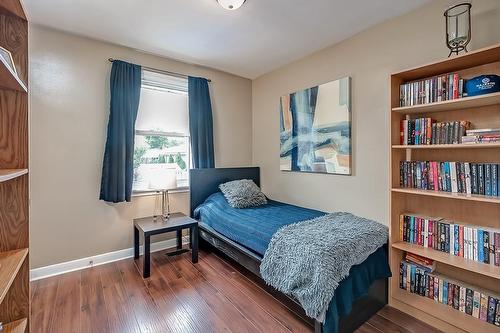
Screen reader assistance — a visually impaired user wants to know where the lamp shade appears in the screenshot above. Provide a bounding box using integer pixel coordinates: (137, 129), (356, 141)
(217, 0), (246, 10)
(148, 166), (177, 190)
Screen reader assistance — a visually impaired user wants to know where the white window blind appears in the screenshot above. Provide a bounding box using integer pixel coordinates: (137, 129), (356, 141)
(135, 69), (189, 135)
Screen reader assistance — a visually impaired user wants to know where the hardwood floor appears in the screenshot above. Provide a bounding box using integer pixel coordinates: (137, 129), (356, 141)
(31, 249), (442, 333)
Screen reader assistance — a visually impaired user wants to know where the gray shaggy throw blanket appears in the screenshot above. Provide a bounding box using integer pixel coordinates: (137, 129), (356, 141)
(260, 212), (388, 322)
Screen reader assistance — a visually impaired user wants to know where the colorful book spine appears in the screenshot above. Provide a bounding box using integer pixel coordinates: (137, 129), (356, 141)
(400, 214), (499, 267)
(399, 161), (500, 198)
(399, 265), (500, 327)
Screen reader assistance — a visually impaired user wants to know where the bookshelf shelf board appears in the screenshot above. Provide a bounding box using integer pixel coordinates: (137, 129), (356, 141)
(0, 58), (27, 92)
(0, 248), (28, 305)
(392, 143), (500, 149)
(392, 242), (500, 279)
(392, 91), (500, 114)
(2, 318), (28, 333)
(391, 188), (500, 204)
(392, 288), (499, 333)
(0, 1), (26, 20)
(0, 169), (28, 183)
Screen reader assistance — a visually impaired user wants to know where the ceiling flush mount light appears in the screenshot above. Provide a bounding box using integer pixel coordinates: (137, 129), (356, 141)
(217, 0), (246, 10)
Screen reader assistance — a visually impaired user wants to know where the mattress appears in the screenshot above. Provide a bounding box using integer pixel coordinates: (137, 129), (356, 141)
(193, 191), (324, 256)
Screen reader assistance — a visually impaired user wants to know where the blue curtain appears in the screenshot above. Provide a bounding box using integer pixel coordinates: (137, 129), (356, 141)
(99, 60), (141, 203)
(290, 86), (318, 171)
(188, 76), (215, 169)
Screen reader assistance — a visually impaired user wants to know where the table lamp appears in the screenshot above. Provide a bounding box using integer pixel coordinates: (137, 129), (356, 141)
(150, 167), (177, 221)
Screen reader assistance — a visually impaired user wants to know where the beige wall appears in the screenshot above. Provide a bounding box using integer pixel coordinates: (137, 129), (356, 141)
(29, 25), (253, 268)
(252, 0), (500, 225)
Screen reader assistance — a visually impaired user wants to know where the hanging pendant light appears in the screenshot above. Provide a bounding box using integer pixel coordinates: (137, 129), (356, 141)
(216, 0), (246, 10)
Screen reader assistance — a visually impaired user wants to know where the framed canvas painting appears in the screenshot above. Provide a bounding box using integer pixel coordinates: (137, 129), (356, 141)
(279, 77), (351, 175)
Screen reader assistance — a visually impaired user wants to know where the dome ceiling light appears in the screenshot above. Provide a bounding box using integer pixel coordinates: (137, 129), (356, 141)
(216, 0), (246, 10)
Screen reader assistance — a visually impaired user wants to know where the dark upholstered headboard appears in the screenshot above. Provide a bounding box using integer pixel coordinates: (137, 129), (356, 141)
(189, 167), (260, 217)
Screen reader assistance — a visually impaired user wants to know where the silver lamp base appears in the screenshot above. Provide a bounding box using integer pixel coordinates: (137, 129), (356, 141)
(153, 189), (170, 222)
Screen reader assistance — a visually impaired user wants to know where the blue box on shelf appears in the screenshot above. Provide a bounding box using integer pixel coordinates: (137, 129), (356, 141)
(465, 74), (500, 97)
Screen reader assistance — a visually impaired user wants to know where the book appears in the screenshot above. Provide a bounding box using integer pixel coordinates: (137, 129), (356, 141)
(486, 164), (492, 196)
(399, 73), (463, 107)
(493, 165), (498, 197)
(478, 229), (484, 263)
(460, 287), (466, 313)
(487, 296), (497, 324)
(495, 300), (500, 326)
(400, 160), (500, 197)
(478, 164), (485, 195)
(496, 233), (500, 266)
(473, 290), (481, 318)
(473, 228), (478, 261)
(480, 293), (489, 321)
(471, 163), (478, 194)
(490, 231), (496, 265)
(484, 231), (490, 265)
(465, 288), (474, 315)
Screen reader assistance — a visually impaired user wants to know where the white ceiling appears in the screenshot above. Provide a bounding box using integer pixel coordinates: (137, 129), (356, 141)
(24, 0), (430, 79)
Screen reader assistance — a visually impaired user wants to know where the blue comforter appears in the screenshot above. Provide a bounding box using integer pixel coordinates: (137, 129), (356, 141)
(194, 192), (324, 255)
(194, 192), (391, 333)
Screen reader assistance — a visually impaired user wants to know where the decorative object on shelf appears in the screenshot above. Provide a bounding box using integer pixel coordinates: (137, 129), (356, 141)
(444, 2), (472, 57)
(279, 77), (352, 175)
(216, 0), (246, 10)
(466, 75), (500, 97)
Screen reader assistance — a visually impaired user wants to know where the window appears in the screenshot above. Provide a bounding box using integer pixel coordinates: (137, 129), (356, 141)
(133, 70), (190, 192)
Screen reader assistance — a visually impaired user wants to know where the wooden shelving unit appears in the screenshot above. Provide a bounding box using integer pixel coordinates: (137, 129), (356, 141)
(392, 289), (499, 333)
(391, 188), (500, 204)
(392, 242), (500, 280)
(389, 43), (500, 332)
(0, 249), (28, 303)
(0, 0), (26, 20)
(392, 142), (500, 149)
(0, 1), (29, 332)
(392, 91), (500, 114)
(2, 318), (28, 333)
(0, 169), (28, 182)
(0, 59), (27, 92)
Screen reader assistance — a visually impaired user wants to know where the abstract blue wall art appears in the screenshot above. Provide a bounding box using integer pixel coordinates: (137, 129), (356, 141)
(279, 77), (351, 175)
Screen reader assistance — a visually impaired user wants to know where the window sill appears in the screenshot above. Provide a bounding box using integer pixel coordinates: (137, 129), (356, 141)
(131, 187), (190, 198)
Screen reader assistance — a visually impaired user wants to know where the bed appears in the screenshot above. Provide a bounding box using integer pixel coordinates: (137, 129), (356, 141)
(189, 167), (390, 333)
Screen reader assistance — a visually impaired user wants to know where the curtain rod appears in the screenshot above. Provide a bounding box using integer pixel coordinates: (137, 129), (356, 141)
(108, 58), (211, 82)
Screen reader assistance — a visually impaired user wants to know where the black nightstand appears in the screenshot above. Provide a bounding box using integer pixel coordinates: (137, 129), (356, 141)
(133, 212), (198, 278)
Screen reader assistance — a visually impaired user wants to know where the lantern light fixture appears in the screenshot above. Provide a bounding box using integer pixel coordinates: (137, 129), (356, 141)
(444, 2), (472, 57)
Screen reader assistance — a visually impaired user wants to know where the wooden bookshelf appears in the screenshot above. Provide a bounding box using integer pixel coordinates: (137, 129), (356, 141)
(389, 43), (500, 332)
(392, 143), (500, 149)
(0, 169), (27, 182)
(392, 289), (499, 333)
(0, 1), (30, 332)
(392, 91), (500, 114)
(392, 242), (500, 280)
(0, 249), (28, 304)
(0, 0), (26, 20)
(2, 318), (28, 333)
(0, 59), (27, 92)
(391, 188), (500, 204)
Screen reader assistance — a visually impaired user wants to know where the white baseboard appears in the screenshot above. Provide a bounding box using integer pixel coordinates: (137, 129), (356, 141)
(30, 236), (190, 281)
